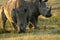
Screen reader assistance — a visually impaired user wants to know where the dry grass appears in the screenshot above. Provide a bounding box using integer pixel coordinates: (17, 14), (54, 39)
(0, 34), (60, 40)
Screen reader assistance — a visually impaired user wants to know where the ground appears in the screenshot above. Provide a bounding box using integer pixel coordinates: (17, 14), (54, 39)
(0, 34), (60, 40)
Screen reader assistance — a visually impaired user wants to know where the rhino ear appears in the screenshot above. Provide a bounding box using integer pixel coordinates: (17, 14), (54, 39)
(42, 0), (48, 2)
(40, 0), (48, 2)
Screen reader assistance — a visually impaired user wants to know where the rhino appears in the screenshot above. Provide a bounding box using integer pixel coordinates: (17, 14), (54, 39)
(14, 0), (52, 32)
(0, 0), (52, 33)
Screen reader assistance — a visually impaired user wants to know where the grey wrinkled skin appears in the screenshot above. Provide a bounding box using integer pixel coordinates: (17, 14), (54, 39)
(0, 0), (52, 33)
(15, 0), (52, 32)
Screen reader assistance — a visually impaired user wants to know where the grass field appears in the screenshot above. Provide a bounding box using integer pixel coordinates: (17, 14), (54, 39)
(0, 0), (60, 40)
(0, 34), (60, 40)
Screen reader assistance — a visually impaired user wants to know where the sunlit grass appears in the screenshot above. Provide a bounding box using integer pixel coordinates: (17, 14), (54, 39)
(0, 34), (60, 40)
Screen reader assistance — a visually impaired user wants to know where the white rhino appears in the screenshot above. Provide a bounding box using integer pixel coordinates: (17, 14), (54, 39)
(0, 0), (52, 33)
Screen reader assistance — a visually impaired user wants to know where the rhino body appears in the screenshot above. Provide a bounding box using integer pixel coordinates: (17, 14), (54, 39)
(0, 0), (52, 33)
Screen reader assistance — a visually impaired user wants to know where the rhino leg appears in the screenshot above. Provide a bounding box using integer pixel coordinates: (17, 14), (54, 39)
(11, 22), (18, 33)
(29, 13), (39, 29)
(1, 10), (7, 33)
(11, 10), (19, 33)
(29, 16), (37, 29)
(1, 19), (7, 33)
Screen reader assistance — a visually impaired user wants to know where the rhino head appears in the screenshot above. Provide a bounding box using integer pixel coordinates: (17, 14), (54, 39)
(38, 0), (52, 17)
